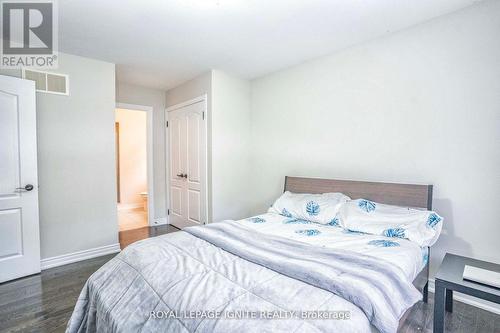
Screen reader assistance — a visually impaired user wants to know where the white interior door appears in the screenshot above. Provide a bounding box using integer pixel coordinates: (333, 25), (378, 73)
(0, 75), (40, 283)
(167, 100), (206, 229)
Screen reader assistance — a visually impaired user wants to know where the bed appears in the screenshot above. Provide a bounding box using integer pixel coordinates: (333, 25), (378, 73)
(66, 177), (435, 333)
(281, 176), (431, 302)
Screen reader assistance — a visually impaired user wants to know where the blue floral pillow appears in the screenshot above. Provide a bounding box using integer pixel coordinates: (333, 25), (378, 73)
(337, 199), (443, 247)
(268, 191), (350, 224)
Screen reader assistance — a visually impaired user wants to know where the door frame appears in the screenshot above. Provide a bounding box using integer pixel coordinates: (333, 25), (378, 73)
(115, 102), (155, 226)
(165, 94), (208, 226)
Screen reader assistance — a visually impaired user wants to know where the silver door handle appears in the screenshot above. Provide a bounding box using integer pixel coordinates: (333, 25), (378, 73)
(16, 184), (34, 192)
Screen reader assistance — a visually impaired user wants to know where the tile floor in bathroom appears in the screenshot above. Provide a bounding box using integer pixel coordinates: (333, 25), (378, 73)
(118, 207), (148, 231)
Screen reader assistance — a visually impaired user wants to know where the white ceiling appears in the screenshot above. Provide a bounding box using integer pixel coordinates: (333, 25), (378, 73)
(59, 0), (482, 90)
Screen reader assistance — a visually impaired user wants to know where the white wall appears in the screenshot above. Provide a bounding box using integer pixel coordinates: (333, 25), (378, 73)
(116, 83), (166, 220)
(1, 53), (118, 259)
(211, 70), (252, 221)
(165, 72), (212, 108)
(250, 0), (500, 278)
(165, 71), (252, 222)
(115, 108), (147, 207)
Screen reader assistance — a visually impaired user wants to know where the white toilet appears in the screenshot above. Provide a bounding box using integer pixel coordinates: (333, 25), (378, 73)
(139, 192), (148, 211)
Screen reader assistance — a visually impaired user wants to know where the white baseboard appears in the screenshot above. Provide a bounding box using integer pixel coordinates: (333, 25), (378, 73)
(428, 279), (500, 315)
(41, 243), (121, 270)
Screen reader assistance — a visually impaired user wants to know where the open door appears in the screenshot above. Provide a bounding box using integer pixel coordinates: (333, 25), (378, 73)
(0, 75), (40, 282)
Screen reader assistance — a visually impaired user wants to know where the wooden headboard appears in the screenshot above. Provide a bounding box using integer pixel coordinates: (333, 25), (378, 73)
(284, 176), (433, 210)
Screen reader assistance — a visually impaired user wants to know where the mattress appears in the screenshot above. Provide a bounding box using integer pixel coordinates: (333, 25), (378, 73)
(236, 212), (427, 281)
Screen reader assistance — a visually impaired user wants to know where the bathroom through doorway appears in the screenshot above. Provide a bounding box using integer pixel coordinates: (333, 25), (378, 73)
(115, 103), (154, 231)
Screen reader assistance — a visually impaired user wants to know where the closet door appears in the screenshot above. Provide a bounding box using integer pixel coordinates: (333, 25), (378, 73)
(167, 100), (206, 229)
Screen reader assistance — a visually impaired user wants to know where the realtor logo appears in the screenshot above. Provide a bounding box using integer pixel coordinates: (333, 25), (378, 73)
(1, 0), (58, 68)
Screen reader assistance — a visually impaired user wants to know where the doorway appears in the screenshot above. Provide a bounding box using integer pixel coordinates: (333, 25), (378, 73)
(115, 103), (154, 231)
(166, 95), (208, 229)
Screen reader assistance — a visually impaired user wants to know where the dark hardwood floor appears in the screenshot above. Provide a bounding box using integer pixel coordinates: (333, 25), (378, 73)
(0, 254), (114, 333)
(398, 291), (500, 333)
(0, 225), (179, 333)
(1, 224), (499, 333)
(118, 224), (179, 249)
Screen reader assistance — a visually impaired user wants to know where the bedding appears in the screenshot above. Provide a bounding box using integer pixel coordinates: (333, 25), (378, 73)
(66, 219), (421, 333)
(268, 191), (350, 224)
(336, 199), (443, 247)
(240, 213), (428, 281)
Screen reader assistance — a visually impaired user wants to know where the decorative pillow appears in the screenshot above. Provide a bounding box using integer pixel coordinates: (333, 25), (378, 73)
(336, 199), (443, 247)
(268, 191), (350, 224)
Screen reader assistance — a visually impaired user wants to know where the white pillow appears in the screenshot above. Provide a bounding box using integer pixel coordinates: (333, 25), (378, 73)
(337, 199), (443, 247)
(268, 191), (350, 224)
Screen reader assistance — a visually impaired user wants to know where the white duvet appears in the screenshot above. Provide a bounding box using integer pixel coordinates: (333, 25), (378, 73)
(237, 212), (427, 281)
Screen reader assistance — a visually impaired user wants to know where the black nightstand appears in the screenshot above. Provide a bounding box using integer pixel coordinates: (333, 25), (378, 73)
(433, 253), (500, 333)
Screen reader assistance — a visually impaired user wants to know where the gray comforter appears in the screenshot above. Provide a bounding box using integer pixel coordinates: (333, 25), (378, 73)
(66, 221), (421, 333)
